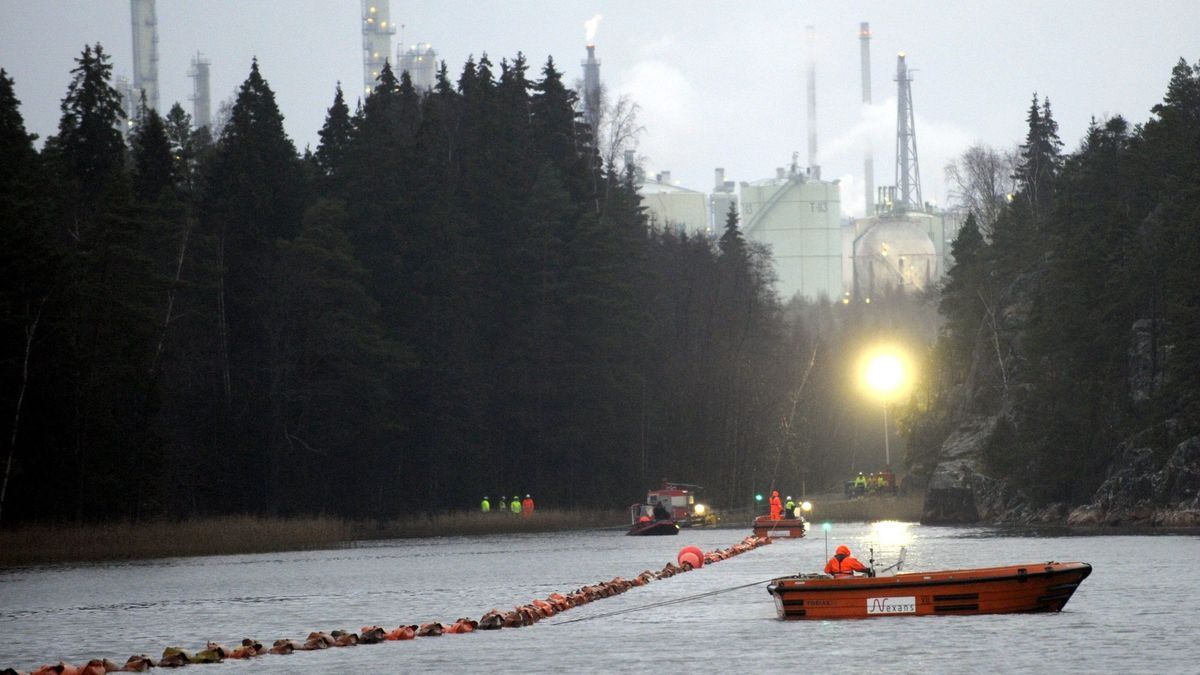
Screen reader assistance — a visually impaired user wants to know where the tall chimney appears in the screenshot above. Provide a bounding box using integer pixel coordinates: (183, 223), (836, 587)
(806, 25), (819, 180)
(130, 0), (160, 113)
(583, 44), (602, 134)
(860, 22), (874, 215)
(188, 52), (212, 130)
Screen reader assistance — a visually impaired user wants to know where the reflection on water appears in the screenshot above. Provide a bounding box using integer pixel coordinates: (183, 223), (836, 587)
(2, 525), (1198, 673)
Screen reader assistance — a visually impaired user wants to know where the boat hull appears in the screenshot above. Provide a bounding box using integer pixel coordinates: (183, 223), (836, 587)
(767, 561), (1091, 619)
(752, 516), (807, 539)
(627, 520), (680, 536)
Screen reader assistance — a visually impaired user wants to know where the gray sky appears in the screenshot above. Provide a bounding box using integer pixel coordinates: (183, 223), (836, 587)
(2, 1), (1197, 216)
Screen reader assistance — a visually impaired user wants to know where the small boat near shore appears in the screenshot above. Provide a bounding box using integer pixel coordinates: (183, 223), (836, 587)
(626, 519), (680, 536)
(752, 515), (807, 539)
(767, 561), (1091, 619)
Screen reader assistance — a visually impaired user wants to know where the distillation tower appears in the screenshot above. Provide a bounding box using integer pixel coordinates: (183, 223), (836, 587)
(130, 0), (160, 113)
(362, 0), (396, 96)
(188, 52), (212, 130)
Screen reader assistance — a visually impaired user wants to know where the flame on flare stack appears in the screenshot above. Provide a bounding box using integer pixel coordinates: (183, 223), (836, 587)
(585, 14), (602, 46)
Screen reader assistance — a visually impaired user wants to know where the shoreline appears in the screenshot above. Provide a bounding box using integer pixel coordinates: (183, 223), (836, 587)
(4, 497), (1191, 567)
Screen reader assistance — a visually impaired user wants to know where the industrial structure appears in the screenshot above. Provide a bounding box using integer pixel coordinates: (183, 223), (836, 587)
(187, 52), (212, 131)
(860, 22), (874, 216)
(130, 0), (160, 114)
(805, 25), (820, 179)
(638, 171), (710, 235)
(710, 168), (738, 231)
(740, 163), (843, 300)
(397, 42), (437, 91)
(582, 44), (602, 134)
(851, 53), (958, 299)
(361, 1), (396, 97)
(621, 22), (958, 302)
(893, 53), (922, 210)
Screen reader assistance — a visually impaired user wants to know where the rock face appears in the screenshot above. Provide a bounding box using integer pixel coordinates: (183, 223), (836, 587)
(923, 416), (992, 523)
(1068, 435), (1200, 527)
(917, 259), (1198, 526)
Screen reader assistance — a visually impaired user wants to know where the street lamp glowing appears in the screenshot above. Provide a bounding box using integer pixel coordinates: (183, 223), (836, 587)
(866, 353), (904, 396)
(858, 346), (912, 402)
(858, 345), (915, 466)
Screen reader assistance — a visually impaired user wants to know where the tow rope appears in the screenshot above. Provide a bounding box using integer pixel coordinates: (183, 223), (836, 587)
(553, 577), (774, 625)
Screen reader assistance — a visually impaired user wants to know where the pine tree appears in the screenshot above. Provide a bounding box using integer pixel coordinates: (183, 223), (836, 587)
(162, 103), (201, 193)
(1013, 93), (1063, 218)
(130, 98), (175, 203)
(938, 212), (987, 370)
(55, 44), (127, 193)
(0, 69), (56, 525)
(314, 83), (352, 182)
(198, 58), (306, 513)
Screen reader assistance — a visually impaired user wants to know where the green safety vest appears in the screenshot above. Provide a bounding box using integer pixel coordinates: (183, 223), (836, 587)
(511, 500), (521, 513)
(481, 500), (490, 512)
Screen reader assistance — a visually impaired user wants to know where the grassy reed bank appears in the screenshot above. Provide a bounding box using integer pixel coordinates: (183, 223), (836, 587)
(0, 509), (628, 566)
(0, 499), (924, 566)
(804, 494), (925, 523)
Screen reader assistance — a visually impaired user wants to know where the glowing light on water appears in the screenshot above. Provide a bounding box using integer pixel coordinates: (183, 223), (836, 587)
(867, 520), (913, 549)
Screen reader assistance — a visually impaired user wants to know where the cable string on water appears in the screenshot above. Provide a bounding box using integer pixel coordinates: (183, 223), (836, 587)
(553, 578), (775, 626)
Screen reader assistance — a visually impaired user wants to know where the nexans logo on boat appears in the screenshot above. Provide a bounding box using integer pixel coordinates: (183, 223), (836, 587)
(867, 596), (917, 614)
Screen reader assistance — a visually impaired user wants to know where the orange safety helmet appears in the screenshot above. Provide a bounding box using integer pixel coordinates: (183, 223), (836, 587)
(836, 544), (851, 556)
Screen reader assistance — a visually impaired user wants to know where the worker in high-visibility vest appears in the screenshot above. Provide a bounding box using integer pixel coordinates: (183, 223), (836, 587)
(522, 494), (535, 517)
(510, 495), (521, 514)
(481, 496), (491, 513)
(853, 472), (867, 497)
(784, 496), (796, 514)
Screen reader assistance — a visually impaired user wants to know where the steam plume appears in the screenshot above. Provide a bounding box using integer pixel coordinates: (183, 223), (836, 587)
(585, 14), (603, 45)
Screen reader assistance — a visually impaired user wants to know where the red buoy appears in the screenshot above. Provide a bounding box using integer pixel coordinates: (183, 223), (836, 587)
(677, 545), (704, 569)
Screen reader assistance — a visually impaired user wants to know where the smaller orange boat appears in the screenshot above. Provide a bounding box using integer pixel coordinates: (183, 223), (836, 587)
(767, 561), (1091, 619)
(752, 515), (807, 539)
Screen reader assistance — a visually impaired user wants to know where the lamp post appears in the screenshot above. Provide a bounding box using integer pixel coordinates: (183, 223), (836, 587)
(863, 350), (907, 467)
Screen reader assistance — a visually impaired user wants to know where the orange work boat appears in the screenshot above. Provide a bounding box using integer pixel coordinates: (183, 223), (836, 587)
(752, 515), (807, 539)
(767, 561), (1091, 619)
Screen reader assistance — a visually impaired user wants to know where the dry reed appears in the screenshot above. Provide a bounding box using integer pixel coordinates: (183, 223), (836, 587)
(0, 509), (627, 566)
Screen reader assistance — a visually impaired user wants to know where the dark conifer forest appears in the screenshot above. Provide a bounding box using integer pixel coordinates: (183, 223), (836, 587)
(2, 45), (1198, 525)
(0, 47), (812, 524)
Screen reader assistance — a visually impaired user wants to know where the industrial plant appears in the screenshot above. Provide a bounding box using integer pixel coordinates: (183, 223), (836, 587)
(625, 21), (960, 303)
(114, 2), (958, 303)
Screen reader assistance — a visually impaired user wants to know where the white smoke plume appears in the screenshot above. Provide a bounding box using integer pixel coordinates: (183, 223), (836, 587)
(585, 14), (603, 45)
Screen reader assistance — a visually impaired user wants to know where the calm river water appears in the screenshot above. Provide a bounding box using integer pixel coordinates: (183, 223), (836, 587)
(2, 523), (1198, 673)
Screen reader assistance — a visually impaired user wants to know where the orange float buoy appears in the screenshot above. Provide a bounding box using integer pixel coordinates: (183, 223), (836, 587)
(678, 546), (704, 569)
(385, 625), (417, 641)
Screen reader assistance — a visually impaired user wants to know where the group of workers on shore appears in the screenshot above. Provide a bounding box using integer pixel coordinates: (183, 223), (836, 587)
(767, 491), (805, 520)
(480, 495), (535, 517)
(845, 469), (897, 498)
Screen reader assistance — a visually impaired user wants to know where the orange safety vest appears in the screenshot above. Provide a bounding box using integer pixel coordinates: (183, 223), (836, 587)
(522, 498), (534, 515)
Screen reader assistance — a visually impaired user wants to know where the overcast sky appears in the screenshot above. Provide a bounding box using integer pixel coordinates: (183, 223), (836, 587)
(2, 1), (1197, 216)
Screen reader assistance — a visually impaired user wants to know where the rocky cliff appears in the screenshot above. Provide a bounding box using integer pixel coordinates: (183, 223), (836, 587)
(916, 271), (1198, 526)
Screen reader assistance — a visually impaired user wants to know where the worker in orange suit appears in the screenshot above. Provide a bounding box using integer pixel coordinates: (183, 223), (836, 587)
(769, 490), (782, 520)
(522, 494), (534, 517)
(824, 544), (871, 578)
